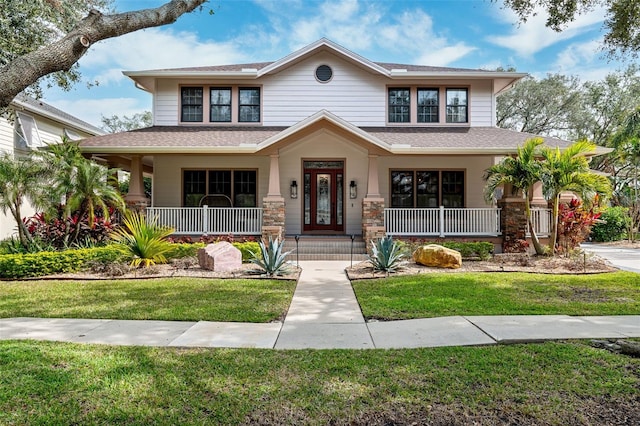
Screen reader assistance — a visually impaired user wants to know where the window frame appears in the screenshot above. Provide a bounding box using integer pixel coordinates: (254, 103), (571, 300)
(389, 169), (465, 208)
(182, 168), (258, 207)
(388, 88), (411, 123)
(209, 87), (232, 123)
(238, 87), (261, 123)
(180, 86), (204, 123)
(445, 88), (469, 123)
(417, 88), (440, 123)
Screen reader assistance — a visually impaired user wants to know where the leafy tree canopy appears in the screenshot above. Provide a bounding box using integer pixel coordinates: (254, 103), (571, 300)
(499, 0), (640, 58)
(0, 0), (207, 109)
(101, 111), (153, 133)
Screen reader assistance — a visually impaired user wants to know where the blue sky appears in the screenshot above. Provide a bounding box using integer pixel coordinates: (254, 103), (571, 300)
(43, 0), (631, 128)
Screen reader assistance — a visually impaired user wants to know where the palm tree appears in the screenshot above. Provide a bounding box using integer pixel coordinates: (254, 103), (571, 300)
(0, 152), (51, 246)
(64, 160), (125, 242)
(540, 140), (612, 253)
(484, 137), (546, 255)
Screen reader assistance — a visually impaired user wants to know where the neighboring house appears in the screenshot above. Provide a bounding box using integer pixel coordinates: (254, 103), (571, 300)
(79, 39), (608, 246)
(0, 95), (105, 239)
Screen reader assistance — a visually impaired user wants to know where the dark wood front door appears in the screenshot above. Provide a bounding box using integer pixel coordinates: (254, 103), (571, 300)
(303, 161), (344, 232)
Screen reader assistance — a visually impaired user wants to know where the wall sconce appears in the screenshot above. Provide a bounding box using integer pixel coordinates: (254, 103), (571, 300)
(349, 180), (357, 199)
(290, 180), (298, 199)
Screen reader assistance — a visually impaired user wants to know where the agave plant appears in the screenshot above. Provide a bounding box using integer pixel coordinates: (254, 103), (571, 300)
(250, 237), (293, 277)
(368, 236), (407, 273)
(110, 210), (175, 268)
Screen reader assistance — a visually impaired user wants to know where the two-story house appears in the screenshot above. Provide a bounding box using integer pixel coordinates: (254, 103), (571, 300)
(80, 38), (607, 247)
(0, 95), (105, 239)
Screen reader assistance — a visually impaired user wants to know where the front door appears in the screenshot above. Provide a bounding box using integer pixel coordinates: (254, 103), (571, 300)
(303, 161), (344, 232)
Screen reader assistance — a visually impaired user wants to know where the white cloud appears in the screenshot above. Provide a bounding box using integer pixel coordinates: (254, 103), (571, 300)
(47, 97), (150, 128)
(79, 28), (249, 84)
(554, 39), (602, 71)
(487, 5), (605, 56)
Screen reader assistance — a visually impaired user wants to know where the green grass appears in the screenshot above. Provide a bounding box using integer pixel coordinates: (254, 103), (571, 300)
(0, 340), (637, 425)
(353, 271), (640, 320)
(0, 278), (296, 322)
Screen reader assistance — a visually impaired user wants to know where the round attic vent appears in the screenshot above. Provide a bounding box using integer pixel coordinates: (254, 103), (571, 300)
(315, 65), (333, 82)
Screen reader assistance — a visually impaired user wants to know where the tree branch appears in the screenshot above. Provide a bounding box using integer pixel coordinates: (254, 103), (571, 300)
(0, 0), (207, 108)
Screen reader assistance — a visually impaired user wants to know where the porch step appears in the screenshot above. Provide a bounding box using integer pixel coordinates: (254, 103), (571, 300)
(282, 236), (368, 261)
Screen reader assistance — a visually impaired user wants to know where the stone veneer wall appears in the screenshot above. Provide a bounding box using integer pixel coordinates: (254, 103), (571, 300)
(498, 198), (527, 252)
(362, 198), (386, 254)
(261, 197), (285, 241)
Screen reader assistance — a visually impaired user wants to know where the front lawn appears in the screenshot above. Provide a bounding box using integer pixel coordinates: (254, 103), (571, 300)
(0, 278), (296, 322)
(0, 340), (637, 424)
(352, 271), (640, 320)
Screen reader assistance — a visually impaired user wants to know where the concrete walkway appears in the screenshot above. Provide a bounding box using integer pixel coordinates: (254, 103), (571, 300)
(581, 243), (640, 273)
(1, 260), (639, 349)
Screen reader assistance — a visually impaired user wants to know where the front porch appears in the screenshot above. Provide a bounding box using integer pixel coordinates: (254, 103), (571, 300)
(146, 205), (552, 239)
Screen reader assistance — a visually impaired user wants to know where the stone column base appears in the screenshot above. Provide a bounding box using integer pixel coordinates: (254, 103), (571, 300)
(498, 197), (528, 253)
(261, 226), (283, 243)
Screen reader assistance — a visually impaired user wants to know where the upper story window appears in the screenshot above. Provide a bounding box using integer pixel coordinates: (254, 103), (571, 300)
(388, 88), (410, 123)
(181, 87), (203, 122)
(446, 88), (468, 123)
(417, 88), (439, 123)
(210, 88), (232, 122)
(239, 88), (260, 122)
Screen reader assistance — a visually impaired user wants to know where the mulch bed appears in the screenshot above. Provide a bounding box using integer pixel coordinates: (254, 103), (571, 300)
(346, 253), (616, 280)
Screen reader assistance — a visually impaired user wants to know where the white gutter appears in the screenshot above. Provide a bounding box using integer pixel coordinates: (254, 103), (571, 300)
(12, 98), (105, 136)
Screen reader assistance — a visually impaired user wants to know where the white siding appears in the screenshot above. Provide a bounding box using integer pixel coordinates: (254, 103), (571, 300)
(469, 80), (493, 127)
(378, 155), (496, 209)
(262, 52), (385, 126)
(155, 79), (179, 126)
(279, 129), (369, 235)
(152, 56), (497, 128)
(0, 116), (14, 154)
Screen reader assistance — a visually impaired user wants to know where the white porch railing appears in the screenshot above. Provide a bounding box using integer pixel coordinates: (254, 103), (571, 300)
(385, 207), (501, 237)
(528, 208), (552, 237)
(146, 206), (263, 235)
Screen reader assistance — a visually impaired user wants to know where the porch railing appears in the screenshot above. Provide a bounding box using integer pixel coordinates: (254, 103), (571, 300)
(146, 206), (263, 235)
(528, 208), (552, 237)
(384, 207), (501, 237)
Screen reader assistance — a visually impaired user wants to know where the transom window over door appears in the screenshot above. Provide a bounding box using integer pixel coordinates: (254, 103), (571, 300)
(388, 88), (410, 123)
(390, 170), (464, 208)
(183, 169), (257, 207)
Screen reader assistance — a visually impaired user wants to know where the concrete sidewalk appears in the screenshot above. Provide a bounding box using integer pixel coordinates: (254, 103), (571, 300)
(581, 243), (640, 273)
(1, 261), (639, 349)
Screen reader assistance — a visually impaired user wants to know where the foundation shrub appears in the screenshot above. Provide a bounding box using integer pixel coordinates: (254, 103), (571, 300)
(0, 246), (126, 279)
(404, 239), (494, 260)
(590, 206), (630, 242)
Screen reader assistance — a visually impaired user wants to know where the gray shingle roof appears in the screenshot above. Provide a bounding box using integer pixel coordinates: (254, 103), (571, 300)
(80, 125), (572, 152)
(13, 94), (105, 135)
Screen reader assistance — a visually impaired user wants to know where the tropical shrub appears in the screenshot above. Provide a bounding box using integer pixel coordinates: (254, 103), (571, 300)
(110, 210), (175, 268)
(0, 245), (125, 279)
(590, 206), (630, 242)
(368, 236), (408, 273)
(556, 199), (601, 254)
(24, 208), (117, 250)
(249, 237), (292, 277)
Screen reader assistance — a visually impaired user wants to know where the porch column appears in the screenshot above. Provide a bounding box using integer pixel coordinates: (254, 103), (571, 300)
(362, 154), (385, 245)
(531, 181), (547, 207)
(497, 197), (528, 253)
(262, 154), (285, 241)
(125, 155), (148, 211)
(365, 154), (381, 197)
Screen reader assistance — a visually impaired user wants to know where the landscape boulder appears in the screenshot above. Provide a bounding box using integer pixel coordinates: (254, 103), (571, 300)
(413, 244), (462, 269)
(197, 241), (242, 272)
